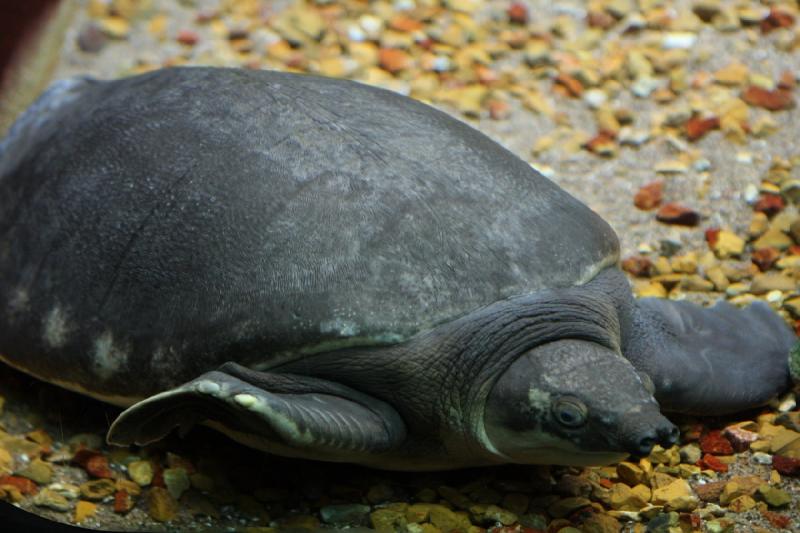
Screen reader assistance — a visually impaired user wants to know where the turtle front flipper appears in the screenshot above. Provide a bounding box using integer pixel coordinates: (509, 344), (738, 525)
(107, 362), (406, 462)
(623, 298), (798, 415)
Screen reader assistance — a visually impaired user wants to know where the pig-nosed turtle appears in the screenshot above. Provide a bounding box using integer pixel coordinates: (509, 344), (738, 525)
(0, 67), (797, 470)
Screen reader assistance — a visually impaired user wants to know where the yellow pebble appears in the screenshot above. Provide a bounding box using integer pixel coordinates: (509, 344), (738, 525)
(74, 501), (97, 523)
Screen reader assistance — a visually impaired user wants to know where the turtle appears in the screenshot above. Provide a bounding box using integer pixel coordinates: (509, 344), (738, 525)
(0, 67), (797, 471)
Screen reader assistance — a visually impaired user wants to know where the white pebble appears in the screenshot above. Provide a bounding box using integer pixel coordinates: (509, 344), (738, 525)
(751, 452), (773, 465)
(662, 32), (698, 50)
(431, 56), (451, 72)
(777, 392), (797, 412)
(736, 152), (753, 164)
(582, 89), (607, 109)
(631, 77), (660, 98)
(359, 15), (383, 37)
(766, 290), (784, 303)
(619, 127), (650, 146)
(693, 158), (712, 172)
(347, 25), (366, 42)
(744, 184), (759, 204)
(394, 0), (416, 10)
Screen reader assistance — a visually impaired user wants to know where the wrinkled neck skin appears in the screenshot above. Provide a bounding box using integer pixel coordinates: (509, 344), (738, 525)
(275, 268), (635, 470)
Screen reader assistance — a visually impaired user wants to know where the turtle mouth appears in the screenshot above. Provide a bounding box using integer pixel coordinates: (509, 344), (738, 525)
(533, 446), (628, 466)
(482, 424), (631, 466)
(513, 445), (628, 467)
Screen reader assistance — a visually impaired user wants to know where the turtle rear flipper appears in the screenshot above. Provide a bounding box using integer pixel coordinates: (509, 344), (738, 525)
(624, 298), (797, 415)
(107, 362), (406, 462)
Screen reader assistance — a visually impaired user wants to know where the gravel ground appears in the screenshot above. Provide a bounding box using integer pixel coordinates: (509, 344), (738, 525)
(2, 0), (800, 531)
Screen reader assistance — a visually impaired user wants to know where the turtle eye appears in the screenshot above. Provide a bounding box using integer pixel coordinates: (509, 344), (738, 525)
(553, 396), (588, 428)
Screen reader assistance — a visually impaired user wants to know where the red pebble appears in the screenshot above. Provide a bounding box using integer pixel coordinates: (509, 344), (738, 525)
(488, 99), (511, 120)
(656, 203), (700, 226)
(753, 194), (785, 217)
(701, 453), (728, 472)
(634, 181), (663, 210)
(554, 72), (584, 97)
(476, 65), (499, 85)
(388, 15), (423, 32)
(789, 245), (800, 255)
(779, 70), (796, 90)
(773, 454), (800, 475)
(113, 490), (133, 513)
(700, 430), (734, 455)
(507, 2), (529, 24)
(176, 29), (199, 46)
(151, 464), (166, 488)
(417, 37), (434, 50)
(761, 7), (795, 34)
(621, 256), (653, 277)
(704, 227), (720, 248)
(71, 448), (97, 466)
(587, 10), (616, 29)
(378, 48), (410, 73)
(751, 247), (780, 271)
(0, 475), (39, 495)
(685, 115), (720, 141)
(598, 478), (614, 489)
(72, 448), (114, 479)
(742, 86), (795, 111)
(762, 510), (792, 529)
(584, 130), (616, 155)
(86, 454), (114, 479)
(723, 426), (759, 452)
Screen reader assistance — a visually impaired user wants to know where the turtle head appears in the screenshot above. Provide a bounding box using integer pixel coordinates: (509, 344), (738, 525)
(483, 339), (678, 466)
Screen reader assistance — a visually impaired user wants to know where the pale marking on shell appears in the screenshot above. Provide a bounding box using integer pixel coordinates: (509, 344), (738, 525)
(319, 318), (361, 337)
(0, 352), (142, 407)
(43, 306), (71, 349)
(91, 331), (129, 380)
(7, 287), (29, 315)
(150, 345), (179, 385)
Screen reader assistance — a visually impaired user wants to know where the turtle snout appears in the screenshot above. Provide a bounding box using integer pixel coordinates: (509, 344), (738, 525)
(620, 410), (679, 457)
(659, 423), (680, 448)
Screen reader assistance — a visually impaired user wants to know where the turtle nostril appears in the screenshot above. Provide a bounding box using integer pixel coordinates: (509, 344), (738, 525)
(635, 435), (656, 456)
(658, 424), (680, 447)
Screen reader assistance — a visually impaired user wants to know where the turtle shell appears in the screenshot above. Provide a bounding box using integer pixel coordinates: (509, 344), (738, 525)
(0, 67), (618, 395)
